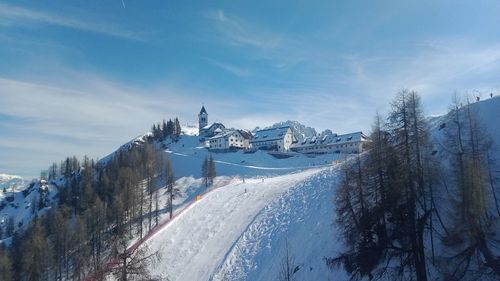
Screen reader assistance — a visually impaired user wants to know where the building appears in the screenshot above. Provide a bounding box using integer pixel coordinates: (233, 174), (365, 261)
(238, 129), (253, 149)
(208, 129), (253, 151)
(250, 126), (294, 152)
(198, 106), (226, 141)
(291, 131), (370, 154)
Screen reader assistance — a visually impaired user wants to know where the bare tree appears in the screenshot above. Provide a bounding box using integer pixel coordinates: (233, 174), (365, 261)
(440, 96), (500, 279)
(112, 240), (164, 281)
(279, 237), (299, 281)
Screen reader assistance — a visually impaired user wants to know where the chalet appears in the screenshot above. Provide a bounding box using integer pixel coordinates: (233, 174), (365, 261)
(208, 129), (253, 151)
(250, 126), (294, 152)
(291, 131), (370, 154)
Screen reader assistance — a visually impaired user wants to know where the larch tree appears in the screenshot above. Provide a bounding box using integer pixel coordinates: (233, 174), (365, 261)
(328, 90), (435, 281)
(440, 96), (500, 279)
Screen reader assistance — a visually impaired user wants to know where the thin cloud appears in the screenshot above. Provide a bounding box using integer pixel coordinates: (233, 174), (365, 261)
(206, 58), (251, 77)
(338, 40), (500, 101)
(204, 9), (283, 50)
(0, 3), (146, 40)
(0, 74), (206, 177)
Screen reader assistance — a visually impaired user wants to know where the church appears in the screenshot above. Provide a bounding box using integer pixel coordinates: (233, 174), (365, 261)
(198, 106), (226, 141)
(198, 106), (253, 151)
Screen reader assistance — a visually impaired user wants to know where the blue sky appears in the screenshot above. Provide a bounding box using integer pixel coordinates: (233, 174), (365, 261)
(1, 0), (500, 178)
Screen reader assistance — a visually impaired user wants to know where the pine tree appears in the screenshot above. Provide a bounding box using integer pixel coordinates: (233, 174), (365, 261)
(162, 119), (168, 139)
(174, 117), (182, 139)
(208, 155), (216, 186)
(166, 119), (174, 137)
(165, 156), (176, 219)
(202, 156), (209, 187)
(151, 124), (158, 140)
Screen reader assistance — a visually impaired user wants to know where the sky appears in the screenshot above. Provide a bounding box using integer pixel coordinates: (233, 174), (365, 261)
(1, 0), (500, 178)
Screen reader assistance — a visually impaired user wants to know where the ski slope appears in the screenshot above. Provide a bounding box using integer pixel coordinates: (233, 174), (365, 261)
(143, 166), (345, 280)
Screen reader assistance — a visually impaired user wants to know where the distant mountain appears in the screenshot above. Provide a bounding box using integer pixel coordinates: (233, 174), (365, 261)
(0, 173), (28, 192)
(255, 120), (318, 143)
(254, 120), (338, 144)
(181, 123), (199, 136)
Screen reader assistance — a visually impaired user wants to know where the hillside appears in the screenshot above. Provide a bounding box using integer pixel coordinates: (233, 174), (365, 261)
(1, 97), (498, 280)
(137, 96), (500, 281)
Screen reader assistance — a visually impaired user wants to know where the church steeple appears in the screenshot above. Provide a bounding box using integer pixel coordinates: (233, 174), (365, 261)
(199, 106), (207, 115)
(198, 105), (208, 133)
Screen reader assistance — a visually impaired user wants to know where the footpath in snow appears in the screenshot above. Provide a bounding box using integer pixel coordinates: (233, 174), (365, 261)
(144, 167), (338, 280)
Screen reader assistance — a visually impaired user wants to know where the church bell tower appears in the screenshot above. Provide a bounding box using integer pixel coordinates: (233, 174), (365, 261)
(198, 105), (208, 135)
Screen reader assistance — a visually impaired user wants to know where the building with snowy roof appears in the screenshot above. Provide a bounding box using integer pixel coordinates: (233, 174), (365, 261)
(250, 126), (294, 152)
(198, 106), (226, 141)
(208, 129), (253, 151)
(291, 131), (370, 154)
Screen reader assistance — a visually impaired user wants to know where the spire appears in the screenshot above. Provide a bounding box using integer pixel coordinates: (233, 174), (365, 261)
(199, 105), (207, 115)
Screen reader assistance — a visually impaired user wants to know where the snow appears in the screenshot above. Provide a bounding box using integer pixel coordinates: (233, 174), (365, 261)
(0, 173), (27, 194)
(165, 135), (348, 179)
(138, 97), (500, 280)
(143, 167), (340, 280)
(181, 123), (199, 136)
(211, 167), (347, 281)
(3, 96), (497, 280)
(0, 176), (58, 243)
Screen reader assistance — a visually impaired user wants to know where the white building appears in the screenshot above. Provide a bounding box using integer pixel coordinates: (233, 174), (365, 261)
(250, 126), (294, 152)
(291, 131), (370, 154)
(209, 129), (253, 151)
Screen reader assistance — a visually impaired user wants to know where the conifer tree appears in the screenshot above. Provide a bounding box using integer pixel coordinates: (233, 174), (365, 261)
(328, 90), (434, 281)
(440, 96), (500, 279)
(165, 155), (176, 219)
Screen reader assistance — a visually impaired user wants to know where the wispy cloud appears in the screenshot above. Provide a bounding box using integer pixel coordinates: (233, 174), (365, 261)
(334, 39), (500, 111)
(0, 73), (207, 177)
(0, 2), (145, 40)
(204, 9), (283, 50)
(206, 58), (251, 77)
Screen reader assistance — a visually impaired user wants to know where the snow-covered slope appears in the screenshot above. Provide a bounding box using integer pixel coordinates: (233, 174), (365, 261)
(165, 135), (346, 179)
(211, 167), (347, 281)
(0, 176), (58, 241)
(0, 173), (28, 194)
(143, 167), (346, 281)
(138, 96), (500, 281)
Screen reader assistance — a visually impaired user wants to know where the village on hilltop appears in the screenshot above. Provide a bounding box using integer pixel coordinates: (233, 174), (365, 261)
(197, 106), (370, 156)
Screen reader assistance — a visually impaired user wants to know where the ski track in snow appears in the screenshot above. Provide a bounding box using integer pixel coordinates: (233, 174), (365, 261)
(144, 167), (332, 281)
(210, 166), (347, 281)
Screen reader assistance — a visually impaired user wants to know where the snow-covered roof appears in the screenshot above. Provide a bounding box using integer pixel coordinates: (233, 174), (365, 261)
(209, 129), (240, 140)
(237, 129), (253, 140)
(202, 122), (225, 130)
(294, 131), (369, 147)
(251, 126), (291, 142)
